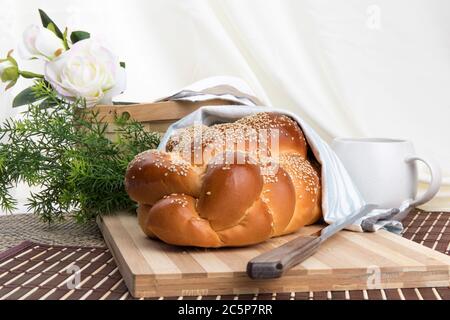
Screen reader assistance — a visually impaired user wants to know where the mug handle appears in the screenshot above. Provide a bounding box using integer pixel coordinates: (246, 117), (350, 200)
(404, 155), (442, 207)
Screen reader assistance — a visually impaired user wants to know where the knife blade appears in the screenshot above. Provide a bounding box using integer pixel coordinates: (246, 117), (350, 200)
(319, 204), (378, 241)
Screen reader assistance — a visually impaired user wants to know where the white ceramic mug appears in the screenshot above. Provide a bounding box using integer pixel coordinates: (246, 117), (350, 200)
(331, 138), (442, 209)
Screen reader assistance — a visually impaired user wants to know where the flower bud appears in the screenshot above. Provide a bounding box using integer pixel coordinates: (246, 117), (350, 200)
(18, 24), (65, 61)
(0, 52), (19, 90)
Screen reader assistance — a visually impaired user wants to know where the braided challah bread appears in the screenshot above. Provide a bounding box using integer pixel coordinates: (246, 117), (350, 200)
(125, 112), (322, 247)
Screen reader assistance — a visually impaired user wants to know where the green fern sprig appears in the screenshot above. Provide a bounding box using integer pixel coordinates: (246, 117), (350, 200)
(0, 80), (159, 223)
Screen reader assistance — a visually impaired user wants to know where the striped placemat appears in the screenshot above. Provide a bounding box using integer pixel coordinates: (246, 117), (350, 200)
(0, 210), (448, 300)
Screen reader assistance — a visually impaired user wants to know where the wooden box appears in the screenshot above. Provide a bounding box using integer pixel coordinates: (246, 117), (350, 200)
(93, 99), (235, 137)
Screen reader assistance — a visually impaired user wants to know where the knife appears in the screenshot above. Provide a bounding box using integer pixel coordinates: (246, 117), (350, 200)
(246, 204), (378, 279)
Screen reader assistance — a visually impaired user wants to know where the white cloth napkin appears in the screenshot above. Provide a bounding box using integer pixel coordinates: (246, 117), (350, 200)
(156, 76), (263, 106)
(156, 77), (406, 233)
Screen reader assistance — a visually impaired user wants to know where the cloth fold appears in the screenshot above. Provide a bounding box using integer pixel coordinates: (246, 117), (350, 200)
(156, 77), (407, 233)
(156, 76), (263, 106)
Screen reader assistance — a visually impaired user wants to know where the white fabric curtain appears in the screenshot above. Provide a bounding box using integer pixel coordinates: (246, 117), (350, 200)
(1, 0), (449, 212)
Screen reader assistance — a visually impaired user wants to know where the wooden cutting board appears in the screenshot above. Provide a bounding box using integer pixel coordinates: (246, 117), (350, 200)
(97, 212), (450, 298)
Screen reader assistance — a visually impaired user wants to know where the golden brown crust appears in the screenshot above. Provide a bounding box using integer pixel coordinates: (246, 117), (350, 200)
(126, 112), (322, 247)
(236, 113), (308, 158)
(279, 153), (322, 234)
(216, 199), (273, 246)
(260, 166), (296, 236)
(125, 150), (202, 205)
(197, 153), (263, 231)
(143, 196), (222, 248)
(165, 112), (308, 166)
(137, 204), (156, 238)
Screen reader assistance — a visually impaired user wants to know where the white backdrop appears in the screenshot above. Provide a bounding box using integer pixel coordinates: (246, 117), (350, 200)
(1, 0), (449, 212)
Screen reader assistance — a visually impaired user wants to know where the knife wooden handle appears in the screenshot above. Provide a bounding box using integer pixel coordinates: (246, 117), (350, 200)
(247, 235), (321, 279)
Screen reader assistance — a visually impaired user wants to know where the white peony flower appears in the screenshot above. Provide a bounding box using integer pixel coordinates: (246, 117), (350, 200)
(19, 25), (65, 61)
(44, 39), (126, 107)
